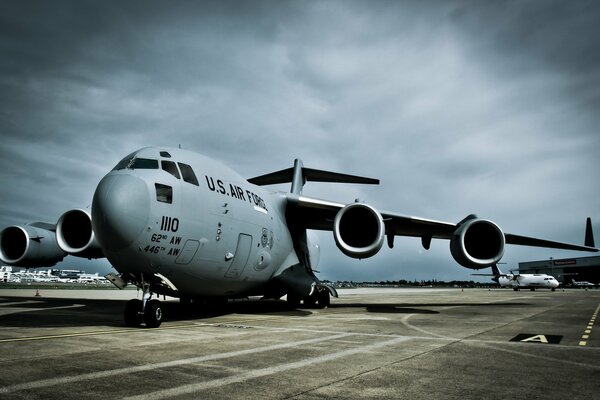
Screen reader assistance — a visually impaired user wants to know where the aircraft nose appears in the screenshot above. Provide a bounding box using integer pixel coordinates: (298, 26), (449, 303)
(92, 174), (150, 251)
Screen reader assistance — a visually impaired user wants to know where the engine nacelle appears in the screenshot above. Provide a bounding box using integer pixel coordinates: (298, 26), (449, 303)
(333, 203), (385, 259)
(0, 224), (65, 267)
(450, 218), (505, 269)
(56, 209), (104, 258)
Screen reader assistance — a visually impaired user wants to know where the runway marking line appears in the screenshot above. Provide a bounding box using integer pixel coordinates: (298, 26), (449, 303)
(0, 322), (216, 344)
(0, 332), (354, 394)
(578, 303), (599, 346)
(121, 335), (411, 400)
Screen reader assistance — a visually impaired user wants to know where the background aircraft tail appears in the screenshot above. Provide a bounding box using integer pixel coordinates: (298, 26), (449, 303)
(491, 264), (502, 275)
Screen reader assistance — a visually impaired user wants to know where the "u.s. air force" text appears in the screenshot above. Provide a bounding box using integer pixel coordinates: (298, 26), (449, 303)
(205, 175), (268, 211)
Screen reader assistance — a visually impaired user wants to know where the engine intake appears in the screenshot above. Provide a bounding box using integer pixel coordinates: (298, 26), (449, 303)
(0, 224), (65, 267)
(333, 203), (385, 259)
(450, 218), (505, 269)
(56, 209), (103, 258)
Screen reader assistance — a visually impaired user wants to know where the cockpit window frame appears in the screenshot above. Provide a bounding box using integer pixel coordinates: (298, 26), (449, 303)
(161, 160), (181, 179)
(130, 158), (159, 170)
(178, 162), (199, 186)
(113, 152), (137, 170)
(155, 183), (173, 204)
(113, 156), (159, 171)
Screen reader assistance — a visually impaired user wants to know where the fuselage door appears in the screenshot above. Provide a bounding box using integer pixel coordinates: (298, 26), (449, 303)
(225, 233), (252, 279)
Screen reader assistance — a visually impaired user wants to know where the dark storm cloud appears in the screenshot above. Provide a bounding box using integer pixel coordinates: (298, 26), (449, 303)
(1, 0), (599, 279)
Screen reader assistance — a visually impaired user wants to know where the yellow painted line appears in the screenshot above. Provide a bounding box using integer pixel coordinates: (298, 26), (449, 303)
(579, 303), (600, 346)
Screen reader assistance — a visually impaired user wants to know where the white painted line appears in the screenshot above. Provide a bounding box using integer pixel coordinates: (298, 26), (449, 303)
(0, 333), (352, 394)
(122, 336), (410, 400)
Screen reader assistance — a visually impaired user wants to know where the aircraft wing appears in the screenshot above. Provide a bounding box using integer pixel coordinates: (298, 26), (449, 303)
(287, 194), (456, 238)
(503, 233), (595, 252)
(253, 160), (596, 268)
(286, 194), (598, 256)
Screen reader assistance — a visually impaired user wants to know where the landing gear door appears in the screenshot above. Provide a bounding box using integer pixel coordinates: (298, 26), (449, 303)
(225, 234), (252, 279)
(175, 239), (200, 265)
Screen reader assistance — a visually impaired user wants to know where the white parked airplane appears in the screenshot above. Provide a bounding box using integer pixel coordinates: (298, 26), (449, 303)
(571, 279), (596, 288)
(474, 265), (560, 291)
(0, 147), (597, 327)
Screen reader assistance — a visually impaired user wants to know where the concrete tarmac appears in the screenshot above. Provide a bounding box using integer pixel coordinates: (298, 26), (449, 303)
(0, 287), (599, 399)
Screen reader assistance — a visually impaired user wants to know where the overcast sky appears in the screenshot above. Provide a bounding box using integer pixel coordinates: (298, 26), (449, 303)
(1, 0), (599, 281)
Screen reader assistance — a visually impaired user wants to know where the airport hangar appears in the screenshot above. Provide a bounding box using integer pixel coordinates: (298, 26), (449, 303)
(518, 255), (600, 284)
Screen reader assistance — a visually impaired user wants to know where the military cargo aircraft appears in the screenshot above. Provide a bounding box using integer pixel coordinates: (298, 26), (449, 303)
(0, 147), (597, 327)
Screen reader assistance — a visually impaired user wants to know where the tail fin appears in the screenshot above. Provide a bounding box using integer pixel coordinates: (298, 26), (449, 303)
(585, 217), (595, 247)
(491, 264), (502, 275)
(248, 159), (379, 195)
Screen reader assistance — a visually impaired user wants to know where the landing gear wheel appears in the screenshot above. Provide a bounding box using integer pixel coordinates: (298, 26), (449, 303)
(144, 299), (163, 328)
(317, 290), (330, 308)
(124, 299), (143, 327)
(287, 293), (300, 308)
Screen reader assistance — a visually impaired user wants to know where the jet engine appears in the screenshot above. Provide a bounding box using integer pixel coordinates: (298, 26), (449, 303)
(0, 224), (65, 267)
(56, 209), (104, 258)
(449, 218), (505, 269)
(333, 203), (385, 258)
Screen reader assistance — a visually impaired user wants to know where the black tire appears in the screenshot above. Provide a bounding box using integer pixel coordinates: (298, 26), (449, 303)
(144, 299), (163, 328)
(303, 295), (317, 308)
(317, 290), (330, 308)
(286, 293), (300, 308)
(124, 299), (143, 327)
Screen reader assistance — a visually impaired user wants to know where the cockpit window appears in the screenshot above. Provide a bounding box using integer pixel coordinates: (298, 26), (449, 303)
(113, 152), (137, 170)
(130, 158), (159, 169)
(113, 156), (159, 170)
(160, 151), (172, 158)
(178, 162), (199, 186)
(161, 161), (181, 179)
(155, 183), (173, 204)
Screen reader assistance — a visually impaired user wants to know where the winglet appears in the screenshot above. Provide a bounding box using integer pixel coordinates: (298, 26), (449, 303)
(585, 217), (595, 248)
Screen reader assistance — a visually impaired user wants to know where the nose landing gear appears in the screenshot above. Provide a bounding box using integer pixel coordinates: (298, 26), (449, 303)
(124, 278), (163, 328)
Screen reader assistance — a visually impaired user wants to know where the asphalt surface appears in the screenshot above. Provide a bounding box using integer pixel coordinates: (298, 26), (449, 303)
(0, 287), (598, 399)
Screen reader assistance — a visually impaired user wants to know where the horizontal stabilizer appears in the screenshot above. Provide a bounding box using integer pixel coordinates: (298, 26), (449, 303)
(248, 159), (379, 195)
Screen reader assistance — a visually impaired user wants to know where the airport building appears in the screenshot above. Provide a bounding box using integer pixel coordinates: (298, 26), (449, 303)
(0, 266), (107, 284)
(518, 255), (600, 285)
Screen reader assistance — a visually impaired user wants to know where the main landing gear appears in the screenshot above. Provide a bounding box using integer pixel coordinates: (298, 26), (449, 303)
(124, 281), (163, 328)
(287, 287), (330, 309)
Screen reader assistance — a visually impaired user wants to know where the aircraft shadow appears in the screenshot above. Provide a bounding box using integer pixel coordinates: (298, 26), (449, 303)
(328, 302), (530, 315)
(0, 296), (311, 328)
(0, 296), (530, 329)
